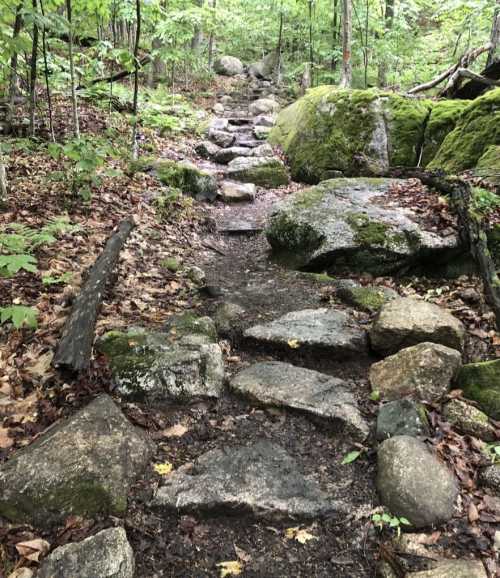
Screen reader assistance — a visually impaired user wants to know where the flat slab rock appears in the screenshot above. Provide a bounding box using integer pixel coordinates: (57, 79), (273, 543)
(152, 441), (338, 519)
(0, 395), (151, 526)
(408, 559), (487, 578)
(244, 308), (367, 357)
(266, 178), (462, 275)
(38, 528), (134, 578)
(230, 361), (369, 440)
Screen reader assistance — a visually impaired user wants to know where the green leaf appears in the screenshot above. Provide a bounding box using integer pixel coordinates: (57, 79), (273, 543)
(399, 517), (411, 526)
(42, 272), (72, 285)
(0, 305), (38, 329)
(0, 254), (38, 275)
(341, 450), (362, 465)
(369, 390), (381, 401)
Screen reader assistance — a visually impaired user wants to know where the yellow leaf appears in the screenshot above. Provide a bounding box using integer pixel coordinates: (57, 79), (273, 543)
(15, 538), (50, 562)
(217, 560), (242, 577)
(285, 526), (318, 544)
(163, 423), (188, 438)
(154, 462), (173, 476)
(287, 339), (300, 349)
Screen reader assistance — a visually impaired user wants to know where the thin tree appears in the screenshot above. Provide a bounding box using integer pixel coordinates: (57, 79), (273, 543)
(208, 0), (217, 69)
(66, 0), (80, 139)
(276, 2), (284, 84)
(331, 0), (340, 71)
(487, 0), (500, 68)
(378, 0), (395, 86)
(308, 0), (314, 86)
(131, 0), (142, 159)
(29, 0), (40, 137)
(7, 3), (23, 133)
(191, 0), (204, 52)
(340, 0), (352, 87)
(0, 155), (7, 205)
(40, 0), (55, 142)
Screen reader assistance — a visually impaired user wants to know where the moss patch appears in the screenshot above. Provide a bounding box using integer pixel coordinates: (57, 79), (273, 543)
(429, 88), (500, 173)
(475, 145), (500, 186)
(487, 224), (500, 267)
(346, 213), (389, 246)
(154, 160), (217, 199)
(457, 359), (500, 419)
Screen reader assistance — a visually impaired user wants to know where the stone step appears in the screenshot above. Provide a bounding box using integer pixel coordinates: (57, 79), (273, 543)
(230, 361), (369, 440)
(217, 218), (263, 234)
(220, 180), (256, 202)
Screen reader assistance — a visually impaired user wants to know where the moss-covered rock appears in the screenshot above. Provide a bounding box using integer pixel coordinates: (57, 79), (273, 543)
(429, 88), (500, 173)
(443, 398), (496, 441)
(457, 359), (500, 419)
(225, 156), (289, 187)
(96, 326), (224, 402)
(335, 279), (398, 313)
(269, 86), (431, 183)
(475, 145), (500, 186)
(421, 99), (470, 166)
(154, 159), (218, 201)
(487, 224), (500, 267)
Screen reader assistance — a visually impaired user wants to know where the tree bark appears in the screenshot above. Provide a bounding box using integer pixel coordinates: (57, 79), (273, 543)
(131, 0), (141, 160)
(378, 0), (394, 87)
(191, 0), (204, 52)
(208, 0), (217, 69)
(331, 0), (339, 71)
(340, 0), (352, 87)
(29, 0), (39, 137)
(0, 156), (7, 205)
(66, 0), (80, 139)
(308, 0), (314, 86)
(40, 0), (55, 142)
(487, 0), (500, 68)
(53, 218), (135, 372)
(7, 4), (23, 133)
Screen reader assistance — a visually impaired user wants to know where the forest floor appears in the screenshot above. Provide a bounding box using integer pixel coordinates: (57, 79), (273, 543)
(0, 74), (499, 578)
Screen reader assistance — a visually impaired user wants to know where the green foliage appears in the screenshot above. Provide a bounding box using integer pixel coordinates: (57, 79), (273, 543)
(0, 254), (37, 276)
(0, 305), (38, 329)
(341, 450), (362, 464)
(484, 443), (500, 464)
(471, 187), (500, 217)
(372, 511), (411, 537)
(42, 272), (72, 286)
(154, 188), (194, 220)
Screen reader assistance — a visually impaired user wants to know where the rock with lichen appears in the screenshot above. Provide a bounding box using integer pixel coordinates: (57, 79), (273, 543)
(335, 279), (398, 313)
(225, 156), (289, 187)
(456, 359), (500, 420)
(266, 178), (464, 275)
(443, 399), (496, 441)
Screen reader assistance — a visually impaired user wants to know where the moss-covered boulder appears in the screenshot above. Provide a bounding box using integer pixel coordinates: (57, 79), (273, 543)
(0, 395), (151, 526)
(96, 325), (224, 402)
(266, 177), (463, 275)
(154, 160), (218, 201)
(475, 145), (500, 186)
(269, 86), (432, 182)
(420, 99), (470, 166)
(335, 279), (398, 313)
(429, 88), (500, 173)
(487, 224), (500, 267)
(225, 156), (289, 187)
(443, 398), (496, 441)
(457, 359), (500, 419)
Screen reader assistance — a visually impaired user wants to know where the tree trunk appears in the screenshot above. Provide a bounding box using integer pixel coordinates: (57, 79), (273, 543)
(29, 0), (39, 137)
(0, 156), (7, 205)
(331, 0), (339, 71)
(40, 0), (55, 142)
(276, 5), (284, 84)
(378, 0), (394, 87)
(487, 0), (500, 68)
(191, 0), (204, 52)
(131, 0), (141, 160)
(7, 4), (23, 133)
(208, 0), (217, 69)
(340, 0), (352, 87)
(308, 0), (314, 86)
(66, 0), (80, 139)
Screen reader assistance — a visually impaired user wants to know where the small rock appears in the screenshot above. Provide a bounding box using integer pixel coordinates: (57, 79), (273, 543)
(458, 287), (481, 303)
(335, 280), (398, 313)
(456, 359), (500, 420)
(254, 125), (272, 139)
(0, 396), (152, 526)
(214, 146), (253, 164)
(370, 298), (465, 355)
(209, 117), (229, 131)
(217, 219), (263, 234)
(249, 98), (280, 116)
(231, 361), (369, 440)
(214, 56), (244, 76)
(408, 559), (487, 578)
(195, 141), (220, 160)
(187, 265), (206, 285)
(479, 464), (500, 496)
(37, 528), (134, 578)
(220, 181), (256, 203)
(220, 95), (233, 105)
(244, 308), (367, 357)
(214, 302), (245, 333)
(164, 312), (217, 341)
(376, 400), (429, 441)
(252, 143), (274, 157)
(494, 530), (500, 552)
(213, 103), (224, 114)
(152, 441), (338, 519)
(377, 435), (458, 528)
(208, 128), (235, 148)
(369, 342), (462, 402)
(443, 399), (496, 441)
(253, 115), (276, 127)
(225, 156), (289, 188)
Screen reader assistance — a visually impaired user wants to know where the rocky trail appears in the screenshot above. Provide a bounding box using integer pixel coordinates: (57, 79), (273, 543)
(0, 71), (499, 578)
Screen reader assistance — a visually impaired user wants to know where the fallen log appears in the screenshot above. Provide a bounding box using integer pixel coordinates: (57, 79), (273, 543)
(440, 67), (500, 97)
(79, 55), (152, 89)
(451, 59), (500, 100)
(390, 168), (500, 328)
(53, 217), (135, 372)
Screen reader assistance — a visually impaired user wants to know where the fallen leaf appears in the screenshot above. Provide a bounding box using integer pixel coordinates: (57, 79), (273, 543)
(0, 426), (13, 449)
(154, 462), (173, 476)
(8, 569), (34, 578)
(285, 526), (318, 544)
(217, 560), (243, 577)
(287, 339), (300, 349)
(15, 538), (50, 562)
(25, 351), (54, 380)
(234, 544), (252, 563)
(163, 423), (188, 438)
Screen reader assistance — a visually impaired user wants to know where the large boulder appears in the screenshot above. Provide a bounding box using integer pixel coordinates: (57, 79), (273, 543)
(154, 160), (218, 202)
(214, 56), (244, 76)
(230, 361), (369, 440)
(249, 52), (279, 79)
(456, 359), (500, 419)
(244, 308), (367, 357)
(266, 178), (463, 274)
(0, 395), (151, 526)
(428, 88), (500, 173)
(377, 436), (458, 528)
(369, 298), (465, 355)
(369, 342), (462, 402)
(249, 98), (280, 116)
(269, 87), (432, 182)
(38, 528), (134, 578)
(225, 156), (289, 187)
(96, 325), (224, 402)
(153, 441), (336, 519)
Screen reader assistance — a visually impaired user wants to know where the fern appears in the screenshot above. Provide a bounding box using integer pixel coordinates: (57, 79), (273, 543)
(0, 254), (38, 276)
(0, 305), (38, 329)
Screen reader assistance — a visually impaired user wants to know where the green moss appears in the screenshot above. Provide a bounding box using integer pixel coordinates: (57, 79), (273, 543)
(266, 212), (324, 265)
(165, 312), (217, 341)
(154, 160), (217, 199)
(487, 224), (500, 267)
(96, 330), (149, 358)
(457, 359), (500, 419)
(476, 145), (500, 186)
(348, 286), (387, 311)
(346, 213), (389, 246)
(127, 156), (155, 175)
(429, 88), (500, 173)
(161, 257), (181, 272)
(292, 185), (327, 208)
(230, 159), (289, 187)
(421, 99), (470, 166)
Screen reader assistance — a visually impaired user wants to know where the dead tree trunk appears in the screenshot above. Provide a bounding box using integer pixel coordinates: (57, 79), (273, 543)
(487, 0), (500, 68)
(340, 0), (352, 87)
(66, 0), (80, 139)
(53, 218), (135, 372)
